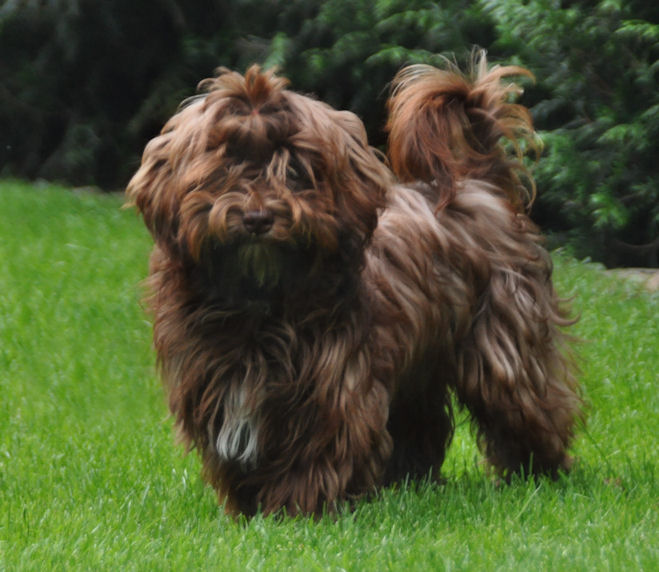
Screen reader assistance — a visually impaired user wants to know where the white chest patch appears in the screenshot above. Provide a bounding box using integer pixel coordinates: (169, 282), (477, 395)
(215, 387), (260, 468)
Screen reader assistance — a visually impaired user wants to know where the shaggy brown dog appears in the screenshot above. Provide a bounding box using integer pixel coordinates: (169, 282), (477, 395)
(127, 53), (582, 516)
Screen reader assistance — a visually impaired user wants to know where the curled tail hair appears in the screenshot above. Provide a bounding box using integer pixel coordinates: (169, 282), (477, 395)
(386, 51), (538, 211)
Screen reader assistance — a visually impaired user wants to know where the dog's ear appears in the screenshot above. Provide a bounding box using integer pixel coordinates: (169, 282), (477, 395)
(331, 110), (390, 244)
(126, 99), (210, 251)
(126, 132), (180, 249)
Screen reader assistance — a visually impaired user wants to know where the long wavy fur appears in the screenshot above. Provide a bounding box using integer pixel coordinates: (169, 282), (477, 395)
(127, 52), (583, 516)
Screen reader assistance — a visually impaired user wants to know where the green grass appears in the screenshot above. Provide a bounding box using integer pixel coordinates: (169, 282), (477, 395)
(0, 180), (656, 571)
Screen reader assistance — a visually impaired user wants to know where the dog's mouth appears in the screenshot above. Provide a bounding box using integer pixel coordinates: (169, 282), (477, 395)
(196, 237), (318, 305)
(236, 241), (286, 289)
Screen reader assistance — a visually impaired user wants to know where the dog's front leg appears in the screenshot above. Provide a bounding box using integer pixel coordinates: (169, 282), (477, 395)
(251, 376), (392, 517)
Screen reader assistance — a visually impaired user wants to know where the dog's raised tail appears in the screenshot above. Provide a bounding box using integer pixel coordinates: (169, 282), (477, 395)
(386, 51), (538, 210)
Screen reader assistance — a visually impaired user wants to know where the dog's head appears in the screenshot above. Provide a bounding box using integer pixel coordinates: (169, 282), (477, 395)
(127, 66), (390, 302)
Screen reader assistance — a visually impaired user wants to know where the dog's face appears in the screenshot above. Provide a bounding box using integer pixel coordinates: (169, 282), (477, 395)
(127, 66), (390, 303)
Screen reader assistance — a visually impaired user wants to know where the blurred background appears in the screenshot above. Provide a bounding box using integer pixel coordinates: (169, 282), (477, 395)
(0, 0), (657, 267)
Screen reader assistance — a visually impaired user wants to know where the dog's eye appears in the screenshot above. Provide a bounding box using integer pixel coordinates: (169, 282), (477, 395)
(287, 165), (300, 181)
(286, 160), (313, 192)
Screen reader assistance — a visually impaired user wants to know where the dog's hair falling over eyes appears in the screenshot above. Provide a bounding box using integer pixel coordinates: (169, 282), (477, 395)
(127, 52), (583, 517)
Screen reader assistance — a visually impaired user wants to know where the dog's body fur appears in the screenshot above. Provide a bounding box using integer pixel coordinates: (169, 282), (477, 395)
(127, 54), (582, 516)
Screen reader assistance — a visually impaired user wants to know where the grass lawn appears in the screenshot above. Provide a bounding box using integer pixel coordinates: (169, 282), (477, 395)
(0, 180), (656, 570)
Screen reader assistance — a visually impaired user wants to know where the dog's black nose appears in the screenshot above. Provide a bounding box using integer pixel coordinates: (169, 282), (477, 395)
(243, 210), (274, 235)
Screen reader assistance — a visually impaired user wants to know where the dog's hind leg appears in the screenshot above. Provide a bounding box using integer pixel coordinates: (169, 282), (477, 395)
(449, 216), (583, 477)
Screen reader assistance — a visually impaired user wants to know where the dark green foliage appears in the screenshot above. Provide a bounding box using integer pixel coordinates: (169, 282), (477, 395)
(482, 0), (658, 266)
(0, 0), (656, 266)
(0, 1), (235, 188)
